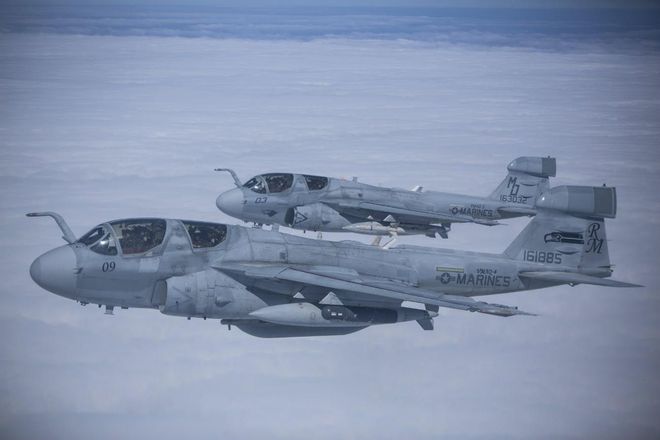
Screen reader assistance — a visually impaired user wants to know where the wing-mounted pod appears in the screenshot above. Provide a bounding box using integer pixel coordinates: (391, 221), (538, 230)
(535, 185), (616, 219)
(248, 302), (436, 328)
(228, 321), (367, 338)
(507, 156), (556, 178)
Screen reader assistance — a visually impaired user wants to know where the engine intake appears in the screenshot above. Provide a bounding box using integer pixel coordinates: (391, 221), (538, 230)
(156, 269), (235, 318)
(284, 203), (350, 231)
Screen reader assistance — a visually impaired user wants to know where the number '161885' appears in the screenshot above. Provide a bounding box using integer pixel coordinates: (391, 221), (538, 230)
(523, 250), (562, 264)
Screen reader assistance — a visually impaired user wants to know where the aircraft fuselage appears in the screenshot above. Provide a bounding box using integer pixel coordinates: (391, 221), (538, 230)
(31, 220), (563, 317)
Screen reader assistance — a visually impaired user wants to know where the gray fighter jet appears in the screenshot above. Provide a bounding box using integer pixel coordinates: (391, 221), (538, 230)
(28, 185), (640, 338)
(215, 156), (556, 238)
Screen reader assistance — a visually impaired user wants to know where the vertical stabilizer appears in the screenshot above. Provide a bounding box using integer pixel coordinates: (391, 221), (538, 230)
(490, 156), (556, 208)
(504, 185), (616, 275)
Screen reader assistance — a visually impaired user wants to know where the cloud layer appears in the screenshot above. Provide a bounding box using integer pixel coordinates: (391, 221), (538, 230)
(2, 5), (660, 51)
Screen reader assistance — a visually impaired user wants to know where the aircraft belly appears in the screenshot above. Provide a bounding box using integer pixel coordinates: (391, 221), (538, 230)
(77, 275), (157, 307)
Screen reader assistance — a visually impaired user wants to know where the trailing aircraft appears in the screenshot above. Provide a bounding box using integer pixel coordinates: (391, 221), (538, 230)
(215, 156), (555, 238)
(27, 185), (639, 338)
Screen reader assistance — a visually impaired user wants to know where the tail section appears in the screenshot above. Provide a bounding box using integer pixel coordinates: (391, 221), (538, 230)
(490, 156), (556, 209)
(504, 185), (617, 276)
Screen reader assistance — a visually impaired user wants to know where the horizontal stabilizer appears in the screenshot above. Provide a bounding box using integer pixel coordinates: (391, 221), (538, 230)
(519, 271), (642, 288)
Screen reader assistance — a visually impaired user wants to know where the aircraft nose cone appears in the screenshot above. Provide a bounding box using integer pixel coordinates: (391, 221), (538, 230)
(216, 188), (244, 218)
(30, 246), (77, 297)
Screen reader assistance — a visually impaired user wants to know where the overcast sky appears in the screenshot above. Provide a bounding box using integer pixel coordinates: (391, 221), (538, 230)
(3, 1), (660, 8)
(1, 5), (659, 440)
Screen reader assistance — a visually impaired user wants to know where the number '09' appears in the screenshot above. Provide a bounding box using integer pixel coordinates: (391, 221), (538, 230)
(102, 262), (116, 272)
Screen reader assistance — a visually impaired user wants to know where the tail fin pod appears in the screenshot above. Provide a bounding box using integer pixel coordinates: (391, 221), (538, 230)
(535, 185), (616, 219)
(504, 185), (616, 274)
(490, 156), (556, 208)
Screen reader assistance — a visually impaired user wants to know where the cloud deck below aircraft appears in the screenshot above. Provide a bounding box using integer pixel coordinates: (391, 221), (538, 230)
(1, 9), (659, 439)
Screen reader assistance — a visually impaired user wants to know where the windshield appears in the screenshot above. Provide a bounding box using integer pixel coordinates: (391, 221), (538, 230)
(91, 233), (118, 255)
(77, 225), (118, 255)
(303, 175), (328, 190)
(243, 176), (267, 194)
(110, 219), (167, 255)
(77, 227), (105, 245)
(263, 173), (293, 193)
(182, 221), (227, 249)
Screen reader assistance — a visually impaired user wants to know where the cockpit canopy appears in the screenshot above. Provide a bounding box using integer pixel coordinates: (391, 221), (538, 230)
(242, 173), (328, 193)
(76, 218), (166, 256)
(243, 173), (293, 194)
(242, 176), (267, 194)
(77, 219), (228, 256)
(182, 221), (227, 248)
(303, 174), (328, 190)
(110, 219), (166, 255)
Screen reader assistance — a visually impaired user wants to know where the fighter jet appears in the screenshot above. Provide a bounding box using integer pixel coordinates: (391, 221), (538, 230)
(27, 185), (640, 338)
(215, 156), (556, 238)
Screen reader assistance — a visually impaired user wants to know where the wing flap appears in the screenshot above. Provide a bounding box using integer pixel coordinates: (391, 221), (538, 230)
(519, 271), (642, 288)
(498, 206), (537, 216)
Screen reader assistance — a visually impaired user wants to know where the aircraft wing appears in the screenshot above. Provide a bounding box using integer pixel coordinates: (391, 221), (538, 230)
(497, 206), (537, 216)
(214, 262), (533, 317)
(333, 201), (472, 224)
(519, 271), (643, 288)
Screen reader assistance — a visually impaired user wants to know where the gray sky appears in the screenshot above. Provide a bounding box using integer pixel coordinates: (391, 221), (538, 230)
(1, 7), (659, 440)
(3, 0), (660, 8)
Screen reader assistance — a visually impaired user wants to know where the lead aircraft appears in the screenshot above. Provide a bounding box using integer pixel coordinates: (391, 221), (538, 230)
(28, 185), (640, 338)
(215, 156), (555, 238)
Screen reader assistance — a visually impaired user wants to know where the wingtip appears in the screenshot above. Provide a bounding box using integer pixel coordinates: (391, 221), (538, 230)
(610, 280), (644, 288)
